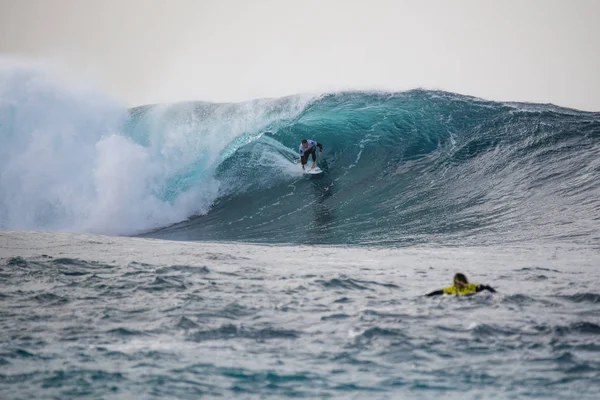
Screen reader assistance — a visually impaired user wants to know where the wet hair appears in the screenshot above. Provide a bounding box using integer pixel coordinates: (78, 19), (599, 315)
(453, 273), (468, 285)
(301, 139), (308, 144)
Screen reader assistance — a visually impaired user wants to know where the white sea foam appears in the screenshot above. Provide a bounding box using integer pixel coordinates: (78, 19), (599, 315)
(0, 61), (313, 235)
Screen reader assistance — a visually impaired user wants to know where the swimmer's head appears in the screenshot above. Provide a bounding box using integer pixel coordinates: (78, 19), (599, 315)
(453, 273), (469, 289)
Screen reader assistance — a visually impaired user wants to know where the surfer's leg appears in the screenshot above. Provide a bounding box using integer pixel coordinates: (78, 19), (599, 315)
(310, 148), (316, 168)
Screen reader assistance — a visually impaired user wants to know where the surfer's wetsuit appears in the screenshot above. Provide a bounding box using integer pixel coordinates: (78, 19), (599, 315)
(299, 140), (323, 165)
(426, 283), (496, 297)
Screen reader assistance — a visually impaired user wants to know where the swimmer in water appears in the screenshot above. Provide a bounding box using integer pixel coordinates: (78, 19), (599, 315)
(426, 273), (496, 296)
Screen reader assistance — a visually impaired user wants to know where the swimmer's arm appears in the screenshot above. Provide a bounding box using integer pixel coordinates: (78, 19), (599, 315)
(425, 289), (444, 296)
(477, 284), (496, 293)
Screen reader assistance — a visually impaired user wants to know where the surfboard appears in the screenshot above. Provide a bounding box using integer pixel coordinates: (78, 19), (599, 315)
(301, 164), (323, 175)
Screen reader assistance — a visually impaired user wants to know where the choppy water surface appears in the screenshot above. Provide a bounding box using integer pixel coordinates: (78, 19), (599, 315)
(1, 232), (599, 399)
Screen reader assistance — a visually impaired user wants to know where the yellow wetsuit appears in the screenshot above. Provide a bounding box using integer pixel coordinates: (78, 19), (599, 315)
(426, 283), (496, 297)
(442, 283), (480, 296)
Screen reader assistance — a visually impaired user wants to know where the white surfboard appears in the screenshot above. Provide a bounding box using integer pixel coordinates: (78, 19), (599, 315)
(300, 164), (323, 175)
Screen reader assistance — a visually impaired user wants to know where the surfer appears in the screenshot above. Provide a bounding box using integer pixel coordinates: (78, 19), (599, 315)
(426, 273), (496, 296)
(298, 139), (323, 170)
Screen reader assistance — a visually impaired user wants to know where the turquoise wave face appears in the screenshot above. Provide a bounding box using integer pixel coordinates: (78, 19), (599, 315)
(145, 91), (600, 246)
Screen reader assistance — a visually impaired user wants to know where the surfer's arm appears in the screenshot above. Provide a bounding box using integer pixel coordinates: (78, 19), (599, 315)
(476, 284), (496, 293)
(425, 289), (444, 296)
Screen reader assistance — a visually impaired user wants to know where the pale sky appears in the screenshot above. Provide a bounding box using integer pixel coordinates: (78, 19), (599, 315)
(1, 0), (599, 110)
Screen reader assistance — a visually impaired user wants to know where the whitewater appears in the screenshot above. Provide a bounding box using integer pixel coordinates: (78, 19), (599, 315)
(1, 64), (600, 399)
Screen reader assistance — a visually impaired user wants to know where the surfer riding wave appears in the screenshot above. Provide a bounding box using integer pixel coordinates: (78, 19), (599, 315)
(298, 139), (323, 170)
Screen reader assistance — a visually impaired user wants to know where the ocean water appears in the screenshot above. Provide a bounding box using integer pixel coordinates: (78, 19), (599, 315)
(2, 232), (600, 399)
(1, 64), (600, 399)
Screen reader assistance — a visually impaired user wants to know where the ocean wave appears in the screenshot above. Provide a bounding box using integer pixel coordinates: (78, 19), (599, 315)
(2, 63), (599, 245)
